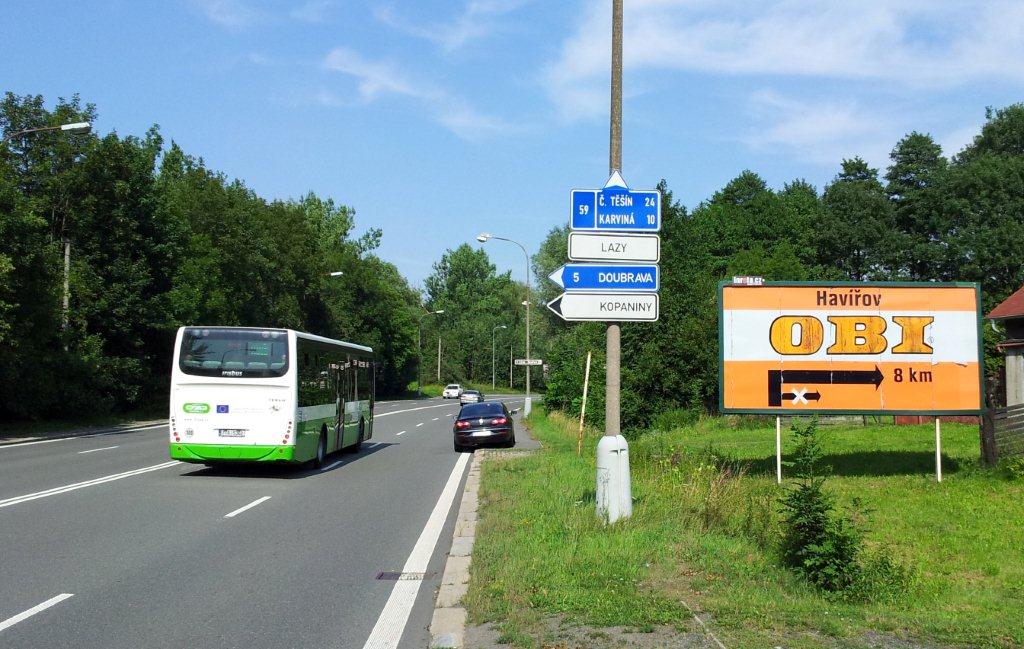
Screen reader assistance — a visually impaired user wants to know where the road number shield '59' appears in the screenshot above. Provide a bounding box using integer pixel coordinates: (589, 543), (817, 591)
(719, 282), (983, 414)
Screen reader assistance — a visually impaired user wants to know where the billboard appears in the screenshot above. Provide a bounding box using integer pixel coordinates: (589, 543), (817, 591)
(719, 282), (983, 415)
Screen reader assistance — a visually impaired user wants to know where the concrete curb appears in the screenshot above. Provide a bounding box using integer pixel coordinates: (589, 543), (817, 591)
(0, 420), (167, 446)
(429, 451), (481, 648)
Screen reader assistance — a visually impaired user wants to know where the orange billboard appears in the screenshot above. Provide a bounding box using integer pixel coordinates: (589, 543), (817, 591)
(719, 282), (983, 414)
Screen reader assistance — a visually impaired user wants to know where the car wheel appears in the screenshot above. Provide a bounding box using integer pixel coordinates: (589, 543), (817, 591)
(503, 435), (516, 449)
(454, 440), (468, 453)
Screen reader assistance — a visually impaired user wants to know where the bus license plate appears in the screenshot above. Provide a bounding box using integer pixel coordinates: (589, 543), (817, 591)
(217, 429), (247, 438)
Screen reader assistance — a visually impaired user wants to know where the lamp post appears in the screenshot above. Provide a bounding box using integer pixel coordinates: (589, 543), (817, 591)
(477, 233), (532, 415)
(3, 122), (92, 340)
(417, 309), (444, 396)
(492, 324), (507, 390)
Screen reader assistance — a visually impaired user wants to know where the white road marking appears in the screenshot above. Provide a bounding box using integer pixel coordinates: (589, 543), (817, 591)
(0, 423), (167, 450)
(416, 423), (423, 427)
(0, 593), (74, 632)
(432, 417), (439, 421)
(0, 461), (180, 509)
(362, 452), (471, 649)
(77, 445), (119, 454)
(224, 496), (271, 518)
(374, 403), (458, 418)
(396, 431), (406, 436)
(322, 460), (344, 471)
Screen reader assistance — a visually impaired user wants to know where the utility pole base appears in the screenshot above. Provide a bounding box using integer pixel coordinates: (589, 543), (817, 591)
(596, 435), (632, 523)
(524, 396), (532, 416)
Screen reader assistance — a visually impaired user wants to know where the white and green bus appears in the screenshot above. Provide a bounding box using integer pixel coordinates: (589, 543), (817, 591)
(169, 326), (374, 467)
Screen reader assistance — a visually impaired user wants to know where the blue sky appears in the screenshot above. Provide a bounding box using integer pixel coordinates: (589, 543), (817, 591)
(3, 0), (1023, 288)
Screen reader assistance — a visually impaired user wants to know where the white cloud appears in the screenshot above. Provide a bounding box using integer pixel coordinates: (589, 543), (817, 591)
(544, 0), (1024, 120)
(744, 91), (895, 167)
(939, 123), (982, 159)
(290, 0), (337, 23)
(322, 47), (516, 140)
(374, 1), (532, 51)
(188, 0), (260, 30)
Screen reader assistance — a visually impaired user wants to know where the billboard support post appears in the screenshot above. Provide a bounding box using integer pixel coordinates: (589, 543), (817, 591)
(776, 416), (783, 485)
(936, 418), (943, 482)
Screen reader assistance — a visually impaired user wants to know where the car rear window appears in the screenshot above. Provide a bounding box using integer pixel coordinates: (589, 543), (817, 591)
(446, 385), (460, 389)
(459, 403), (503, 417)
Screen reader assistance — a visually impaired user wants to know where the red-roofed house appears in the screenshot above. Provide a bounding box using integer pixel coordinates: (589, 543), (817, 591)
(988, 285), (1024, 406)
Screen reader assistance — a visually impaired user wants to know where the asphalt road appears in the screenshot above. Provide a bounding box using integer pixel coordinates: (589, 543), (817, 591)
(0, 396), (536, 648)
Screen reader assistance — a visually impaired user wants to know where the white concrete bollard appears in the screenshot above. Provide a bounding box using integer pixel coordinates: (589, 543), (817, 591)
(596, 434), (632, 523)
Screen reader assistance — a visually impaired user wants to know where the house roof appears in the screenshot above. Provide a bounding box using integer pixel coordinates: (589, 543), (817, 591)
(988, 285), (1024, 319)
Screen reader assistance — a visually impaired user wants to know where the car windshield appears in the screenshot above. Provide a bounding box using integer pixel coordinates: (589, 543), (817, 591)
(445, 385), (460, 389)
(459, 403), (504, 417)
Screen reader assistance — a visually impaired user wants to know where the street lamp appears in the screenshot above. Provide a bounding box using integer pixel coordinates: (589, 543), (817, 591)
(492, 324), (507, 390)
(3, 121), (93, 343)
(477, 232), (533, 415)
(2, 121), (92, 143)
(417, 309), (444, 397)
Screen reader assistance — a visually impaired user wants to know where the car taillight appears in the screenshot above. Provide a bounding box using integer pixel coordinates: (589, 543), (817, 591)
(455, 420), (471, 429)
(490, 417), (508, 425)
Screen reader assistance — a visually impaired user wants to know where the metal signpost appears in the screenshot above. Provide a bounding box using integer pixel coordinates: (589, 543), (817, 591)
(719, 280), (984, 483)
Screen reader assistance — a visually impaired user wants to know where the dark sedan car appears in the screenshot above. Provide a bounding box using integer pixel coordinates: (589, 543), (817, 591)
(453, 401), (516, 452)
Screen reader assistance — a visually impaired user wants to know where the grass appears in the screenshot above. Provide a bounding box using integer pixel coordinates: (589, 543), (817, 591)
(0, 403), (168, 440)
(465, 408), (1024, 648)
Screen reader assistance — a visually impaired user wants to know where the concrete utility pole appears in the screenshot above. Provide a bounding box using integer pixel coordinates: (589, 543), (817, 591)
(417, 310), (444, 396)
(596, 0), (633, 523)
(437, 335), (442, 382)
(492, 324), (507, 390)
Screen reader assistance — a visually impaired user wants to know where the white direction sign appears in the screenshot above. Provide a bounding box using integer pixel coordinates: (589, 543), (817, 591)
(567, 232), (660, 263)
(547, 292), (659, 322)
(514, 358), (543, 366)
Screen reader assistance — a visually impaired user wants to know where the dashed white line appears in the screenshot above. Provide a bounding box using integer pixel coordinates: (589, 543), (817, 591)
(224, 496), (271, 518)
(416, 423), (424, 427)
(432, 417), (439, 421)
(396, 431), (406, 436)
(375, 403), (458, 418)
(77, 445), (119, 454)
(0, 461), (180, 509)
(362, 452), (471, 648)
(0, 593), (74, 632)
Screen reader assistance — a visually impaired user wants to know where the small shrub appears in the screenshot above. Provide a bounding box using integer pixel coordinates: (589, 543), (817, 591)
(1003, 456), (1024, 480)
(651, 408), (701, 432)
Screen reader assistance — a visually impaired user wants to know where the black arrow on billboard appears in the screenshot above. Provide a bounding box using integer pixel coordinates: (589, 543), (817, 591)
(781, 391), (821, 404)
(768, 367), (883, 406)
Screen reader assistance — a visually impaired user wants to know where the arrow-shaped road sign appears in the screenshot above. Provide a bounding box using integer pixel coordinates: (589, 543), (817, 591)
(570, 171), (661, 232)
(548, 263), (659, 292)
(768, 367), (883, 407)
(547, 292), (659, 322)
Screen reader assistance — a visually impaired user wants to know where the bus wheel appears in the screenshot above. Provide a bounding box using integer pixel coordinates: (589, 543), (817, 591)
(314, 427), (327, 468)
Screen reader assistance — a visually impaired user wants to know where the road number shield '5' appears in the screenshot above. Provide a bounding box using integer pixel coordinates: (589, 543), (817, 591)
(718, 282), (984, 414)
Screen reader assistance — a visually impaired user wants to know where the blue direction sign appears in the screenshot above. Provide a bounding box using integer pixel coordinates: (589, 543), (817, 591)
(570, 171), (660, 232)
(548, 263), (659, 292)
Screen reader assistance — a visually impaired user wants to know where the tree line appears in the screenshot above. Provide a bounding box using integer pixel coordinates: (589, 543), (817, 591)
(0, 93), (422, 420)
(538, 104), (1024, 432)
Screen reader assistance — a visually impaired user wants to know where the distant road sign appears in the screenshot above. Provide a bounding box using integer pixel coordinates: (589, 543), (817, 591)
(548, 263), (659, 292)
(719, 282), (983, 415)
(547, 292), (659, 322)
(570, 171), (660, 232)
(567, 232), (660, 263)
(514, 358), (543, 366)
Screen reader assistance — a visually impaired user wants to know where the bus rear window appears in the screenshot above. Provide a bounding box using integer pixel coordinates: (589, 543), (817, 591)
(179, 328), (289, 378)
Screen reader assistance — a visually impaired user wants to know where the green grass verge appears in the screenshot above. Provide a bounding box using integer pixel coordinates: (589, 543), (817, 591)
(465, 408), (1024, 648)
(414, 382), (531, 398)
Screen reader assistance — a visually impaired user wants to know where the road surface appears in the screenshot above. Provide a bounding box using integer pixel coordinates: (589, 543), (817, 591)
(0, 396), (535, 648)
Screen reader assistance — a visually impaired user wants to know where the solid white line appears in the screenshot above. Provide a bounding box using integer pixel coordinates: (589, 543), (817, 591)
(396, 431), (406, 436)
(416, 423), (423, 427)
(374, 403), (457, 418)
(77, 445), (119, 454)
(362, 452), (471, 649)
(0, 461), (180, 509)
(0, 593), (74, 632)
(224, 496), (271, 518)
(0, 423), (167, 450)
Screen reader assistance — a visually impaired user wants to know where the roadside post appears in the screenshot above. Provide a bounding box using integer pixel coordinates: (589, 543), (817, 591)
(545, 0), (662, 523)
(719, 281), (984, 483)
(578, 351), (592, 456)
